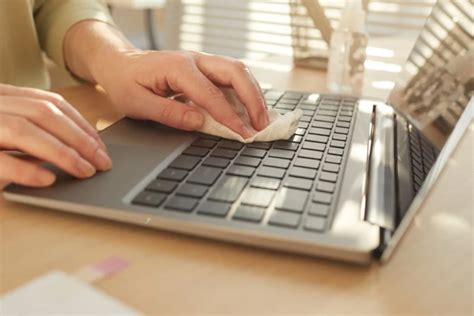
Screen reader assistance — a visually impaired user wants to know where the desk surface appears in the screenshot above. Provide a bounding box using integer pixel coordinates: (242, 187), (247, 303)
(1, 52), (473, 315)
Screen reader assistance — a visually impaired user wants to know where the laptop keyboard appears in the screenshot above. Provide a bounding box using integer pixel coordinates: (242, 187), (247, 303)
(131, 91), (358, 233)
(407, 125), (438, 192)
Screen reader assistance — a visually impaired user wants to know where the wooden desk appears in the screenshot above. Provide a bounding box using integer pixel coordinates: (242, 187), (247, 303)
(1, 66), (472, 315)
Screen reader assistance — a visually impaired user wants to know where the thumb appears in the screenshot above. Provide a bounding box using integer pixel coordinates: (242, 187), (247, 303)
(133, 88), (204, 131)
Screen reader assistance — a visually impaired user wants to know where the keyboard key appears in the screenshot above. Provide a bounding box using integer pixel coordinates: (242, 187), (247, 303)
(263, 157), (290, 169)
(306, 134), (329, 143)
(308, 127), (331, 136)
(183, 146), (209, 157)
(158, 168), (188, 181)
(294, 157), (320, 169)
(241, 188), (275, 207)
(192, 138), (217, 148)
(294, 128), (306, 136)
(273, 141), (299, 151)
(319, 172), (337, 183)
(313, 192), (332, 204)
(202, 157), (230, 168)
(319, 104), (338, 110)
(251, 177), (280, 190)
(176, 183), (208, 198)
(226, 165), (255, 177)
(164, 196), (198, 212)
(258, 166), (286, 179)
(309, 203), (330, 216)
(132, 191), (166, 207)
(289, 135), (303, 143)
(298, 122), (309, 129)
(265, 90), (284, 100)
(301, 109), (316, 116)
(289, 167), (317, 179)
(283, 92), (303, 99)
(241, 148), (266, 158)
(317, 181), (335, 193)
(313, 115), (335, 123)
(318, 110), (338, 117)
(233, 205), (265, 222)
(328, 147), (344, 156)
(269, 149), (295, 160)
(300, 116), (311, 122)
(187, 166), (222, 186)
(197, 200), (231, 217)
(274, 188), (309, 213)
(322, 163), (340, 173)
(301, 93), (320, 104)
(208, 176), (248, 202)
(298, 149), (323, 160)
(234, 156), (261, 167)
(284, 176), (313, 191)
(312, 121), (332, 129)
(169, 155), (201, 170)
(325, 155), (342, 164)
(275, 103), (296, 110)
(279, 99), (299, 106)
(219, 140), (244, 150)
(336, 120), (351, 128)
(211, 148), (238, 159)
(268, 210), (301, 228)
(332, 133), (347, 141)
(304, 216), (326, 232)
(146, 179), (177, 193)
(331, 140), (346, 148)
(302, 142), (325, 152)
(334, 127), (349, 134)
(247, 142), (272, 149)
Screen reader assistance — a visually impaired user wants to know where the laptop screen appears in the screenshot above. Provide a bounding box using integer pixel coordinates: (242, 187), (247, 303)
(388, 0), (473, 146)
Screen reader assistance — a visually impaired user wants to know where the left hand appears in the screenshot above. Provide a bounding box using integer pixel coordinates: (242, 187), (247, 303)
(92, 50), (269, 139)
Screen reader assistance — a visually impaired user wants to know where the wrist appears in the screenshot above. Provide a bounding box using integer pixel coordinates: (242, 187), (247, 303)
(64, 20), (135, 85)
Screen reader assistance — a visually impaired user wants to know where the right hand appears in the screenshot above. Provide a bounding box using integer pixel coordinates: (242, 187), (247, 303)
(0, 84), (112, 188)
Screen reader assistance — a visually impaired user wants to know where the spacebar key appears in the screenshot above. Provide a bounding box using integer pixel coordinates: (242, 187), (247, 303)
(208, 176), (248, 202)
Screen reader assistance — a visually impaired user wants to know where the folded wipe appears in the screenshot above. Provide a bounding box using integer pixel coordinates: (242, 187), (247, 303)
(181, 88), (302, 143)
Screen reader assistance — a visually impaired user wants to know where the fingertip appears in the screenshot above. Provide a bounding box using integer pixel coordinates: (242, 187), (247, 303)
(240, 124), (257, 139)
(183, 110), (204, 130)
(36, 171), (56, 187)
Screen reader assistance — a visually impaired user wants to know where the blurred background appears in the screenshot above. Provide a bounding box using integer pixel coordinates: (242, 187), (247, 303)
(49, 0), (437, 91)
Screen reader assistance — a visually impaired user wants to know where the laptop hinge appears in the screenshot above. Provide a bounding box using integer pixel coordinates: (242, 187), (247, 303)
(364, 103), (397, 232)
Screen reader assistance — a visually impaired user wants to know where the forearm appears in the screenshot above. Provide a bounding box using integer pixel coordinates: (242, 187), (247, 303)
(63, 20), (134, 84)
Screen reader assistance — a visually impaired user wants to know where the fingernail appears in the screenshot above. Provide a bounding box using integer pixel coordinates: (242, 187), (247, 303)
(95, 148), (113, 170)
(241, 124), (256, 139)
(76, 159), (96, 178)
(184, 111), (204, 130)
(37, 172), (56, 186)
(260, 111), (269, 130)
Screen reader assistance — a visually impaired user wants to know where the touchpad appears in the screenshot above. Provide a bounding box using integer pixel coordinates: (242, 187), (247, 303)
(4, 119), (197, 209)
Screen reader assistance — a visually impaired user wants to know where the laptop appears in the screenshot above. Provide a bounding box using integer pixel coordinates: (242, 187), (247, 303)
(4, 2), (473, 263)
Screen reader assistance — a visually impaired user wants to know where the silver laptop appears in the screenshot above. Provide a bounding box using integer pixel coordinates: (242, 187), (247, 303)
(4, 2), (473, 263)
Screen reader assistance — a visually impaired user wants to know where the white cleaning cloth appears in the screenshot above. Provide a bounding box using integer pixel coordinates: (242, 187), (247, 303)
(183, 88), (302, 143)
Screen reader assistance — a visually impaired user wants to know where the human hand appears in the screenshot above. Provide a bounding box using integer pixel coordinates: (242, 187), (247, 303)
(0, 84), (112, 187)
(93, 50), (269, 138)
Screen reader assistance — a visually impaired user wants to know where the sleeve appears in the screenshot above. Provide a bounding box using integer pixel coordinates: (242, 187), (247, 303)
(34, 0), (115, 68)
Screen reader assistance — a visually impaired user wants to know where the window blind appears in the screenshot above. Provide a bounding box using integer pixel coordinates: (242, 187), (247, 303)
(163, 0), (436, 62)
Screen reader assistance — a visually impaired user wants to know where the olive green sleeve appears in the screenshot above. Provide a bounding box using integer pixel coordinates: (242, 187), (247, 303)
(34, 0), (115, 68)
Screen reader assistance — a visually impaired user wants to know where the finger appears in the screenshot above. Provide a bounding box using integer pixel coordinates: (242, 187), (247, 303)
(0, 96), (112, 171)
(0, 83), (106, 150)
(168, 63), (255, 139)
(0, 152), (56, 187)
(128, 86), (204, 131)
(0, 114), (96, 179)
(195, 54), (269, 131)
